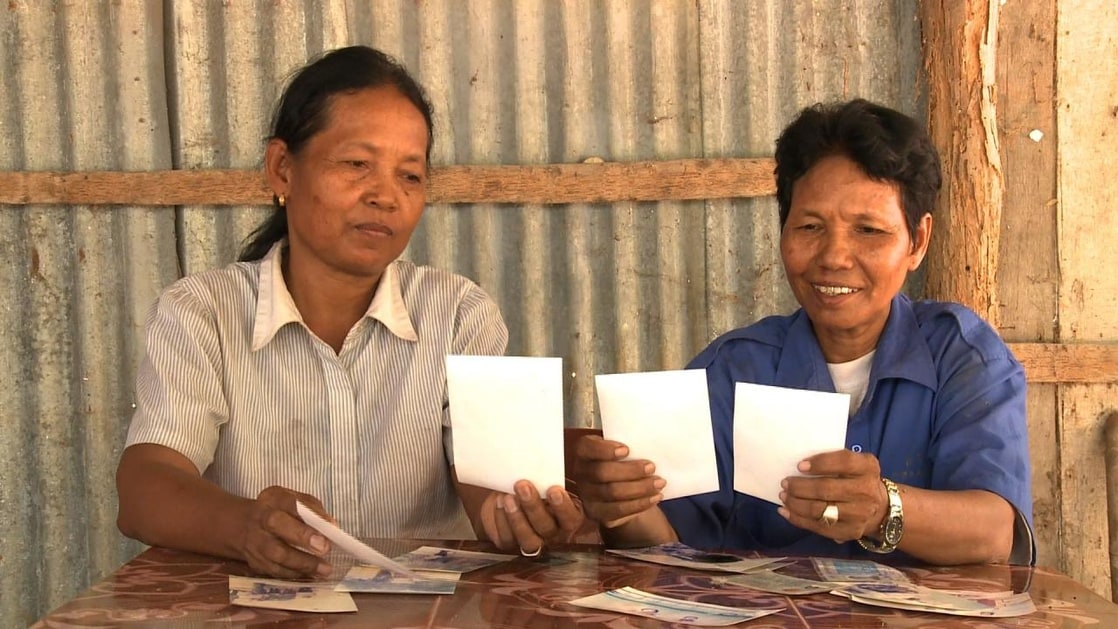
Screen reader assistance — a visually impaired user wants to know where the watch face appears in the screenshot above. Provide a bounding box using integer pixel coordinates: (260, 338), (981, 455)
(884, 518), (904, 545)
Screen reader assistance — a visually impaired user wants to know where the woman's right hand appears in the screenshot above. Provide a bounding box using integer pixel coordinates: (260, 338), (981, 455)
(570, 435), (666, 528)
(240, 486), (335, 579)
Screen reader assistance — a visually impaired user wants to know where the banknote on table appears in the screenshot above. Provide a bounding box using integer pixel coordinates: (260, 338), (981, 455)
(229, 575), (356, 613)
(718, 570), (836, 595)
(811, 557), (911, 584)
(569, 586), (783, 626)
(335, 566), (460, 594)
(608, 543), (786, 574)
(392, 546), (515, 573)
(833, 582), (1037, 617)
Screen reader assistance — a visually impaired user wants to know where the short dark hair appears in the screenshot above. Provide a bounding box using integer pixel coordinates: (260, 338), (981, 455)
(239, 46), (435, 262)
(773, 99), (942, 240)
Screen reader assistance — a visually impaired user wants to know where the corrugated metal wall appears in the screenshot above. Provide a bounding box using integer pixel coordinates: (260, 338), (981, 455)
(0, 1), (922, 622)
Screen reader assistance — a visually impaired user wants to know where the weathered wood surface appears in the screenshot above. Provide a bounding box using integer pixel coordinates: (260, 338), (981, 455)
(920, 0), (1003, 327)
(1055, 0), (1118, 600)
(1009, 344), (1118, 384)
(1105, 412), (1118, 600)
(995, 0), (1061, 572)
(0, 158), (777, 206)
(1060, 388), (1118, 598)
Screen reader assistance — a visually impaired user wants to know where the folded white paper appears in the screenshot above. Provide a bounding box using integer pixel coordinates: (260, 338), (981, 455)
(446, 355), (565, 496)
(732, 382), (848, 504)
(295, 502), (421, 579)
(595, 369), (719, 500)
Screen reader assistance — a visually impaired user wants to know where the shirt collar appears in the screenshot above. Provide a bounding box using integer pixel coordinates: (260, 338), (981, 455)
(870, 293), (939, 391)
(367, 259), (419, 343)
(774, 293), (938, 392)
(774, 311), (832, 389)
(251, 241), (419, 351)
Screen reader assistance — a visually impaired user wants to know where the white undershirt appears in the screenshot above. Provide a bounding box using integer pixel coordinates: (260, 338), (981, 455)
(827, 350), (875, 417)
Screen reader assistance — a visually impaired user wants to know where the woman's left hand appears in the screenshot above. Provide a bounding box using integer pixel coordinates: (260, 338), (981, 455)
(479, 480), (585, 556)
(777, 449), (888, 543)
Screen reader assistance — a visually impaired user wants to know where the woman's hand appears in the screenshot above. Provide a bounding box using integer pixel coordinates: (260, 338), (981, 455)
(478, 482), (584, 555)
(570, 435), (666, 528)
(777, 449), (887, 542)
(238, 486), (336, 578)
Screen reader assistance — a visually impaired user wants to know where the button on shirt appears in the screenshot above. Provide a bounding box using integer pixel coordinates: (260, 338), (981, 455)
(126, 242), (508, 540)
(660, 294), (1032, 561)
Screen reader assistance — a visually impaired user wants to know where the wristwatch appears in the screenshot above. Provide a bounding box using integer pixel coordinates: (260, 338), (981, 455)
(858, 477), (903, 553)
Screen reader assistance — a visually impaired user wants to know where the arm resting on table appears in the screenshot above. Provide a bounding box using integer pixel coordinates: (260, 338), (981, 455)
(116, 443), (257, 560)
(888, 486), (1016, 565)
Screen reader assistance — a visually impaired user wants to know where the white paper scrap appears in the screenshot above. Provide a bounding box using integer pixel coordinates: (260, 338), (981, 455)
(732, 382), (848, 504)
(595, 369), (718, 500)
(447, 355), (565, 495)
(296, 502), (422, 579)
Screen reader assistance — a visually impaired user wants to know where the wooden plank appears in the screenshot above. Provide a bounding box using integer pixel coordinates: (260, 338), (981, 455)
(0, 170), (268, 206)
(995, 0), (1060, 571)
(1027, 386), (1061, 570)
(1010, 343), (1118, 384)
(919, 0), (1004, 327)
(1105, 412), (1118, 599)
(0, 158), (777, 207)
(1056, 0), (1118, 600)
(994, 0), (1057, 344)
(1059, 387), (1118, 598)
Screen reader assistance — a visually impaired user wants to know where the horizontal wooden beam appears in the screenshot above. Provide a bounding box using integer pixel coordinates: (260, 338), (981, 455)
(2, 163), (1114, 386)
(1010, 343), (1118, 384)
(0, 158), (777, 207)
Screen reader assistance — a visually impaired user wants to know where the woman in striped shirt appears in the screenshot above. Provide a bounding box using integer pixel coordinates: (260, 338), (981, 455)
(116, 46), (584, 579)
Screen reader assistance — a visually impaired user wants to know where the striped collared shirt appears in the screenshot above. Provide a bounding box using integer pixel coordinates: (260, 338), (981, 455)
(126, 242), (508, 539)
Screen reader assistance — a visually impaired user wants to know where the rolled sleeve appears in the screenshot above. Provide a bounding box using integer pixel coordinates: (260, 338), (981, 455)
(126, 281), (228, 473)
(931, 354), (1033, 532)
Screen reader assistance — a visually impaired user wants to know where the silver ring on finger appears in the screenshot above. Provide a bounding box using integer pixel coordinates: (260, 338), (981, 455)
(519, 545), (543, 557)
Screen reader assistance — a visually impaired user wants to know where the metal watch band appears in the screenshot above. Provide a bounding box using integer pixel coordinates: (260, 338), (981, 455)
(857, 477), (903, 554)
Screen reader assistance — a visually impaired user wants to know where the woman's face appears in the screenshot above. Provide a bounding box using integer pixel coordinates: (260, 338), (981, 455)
(780, 154), (931, 362)
(266, 85), (429, 283)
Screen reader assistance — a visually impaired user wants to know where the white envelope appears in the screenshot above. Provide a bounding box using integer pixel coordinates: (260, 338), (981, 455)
(595, 369), (719, 500)
(446, 355), (565, 496)
(732, 382), (848, 504)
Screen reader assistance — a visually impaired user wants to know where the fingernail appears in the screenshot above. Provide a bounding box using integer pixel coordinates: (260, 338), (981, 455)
(547, 488), (564, 505)
(316, 562), (332, 577)
(777, 507), (789, 519)
(650, 494), (663, 505)
(516, 484), (534, 500)
(644, 463), (655, 475)
(310, 535), (328, 553)
(780, 479), (788, 489)
(653, 478), (667, 490)
(503, 495), (520, 514)
(798, 460), (811, 472)
(614, 447), (627, 457)
(778, 491), (787, 503)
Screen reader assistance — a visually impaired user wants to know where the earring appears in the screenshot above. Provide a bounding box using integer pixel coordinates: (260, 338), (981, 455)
(277, 193), (286, 208)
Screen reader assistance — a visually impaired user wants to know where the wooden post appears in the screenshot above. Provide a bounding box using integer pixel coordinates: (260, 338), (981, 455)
(1055, 0), (1118, 598)
(918, 0), (1003, 327)
(1104, 413), (1118, 599)
(994, 0), (1060, 572)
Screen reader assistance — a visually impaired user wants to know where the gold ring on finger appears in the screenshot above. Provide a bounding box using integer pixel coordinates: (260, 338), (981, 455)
(819, 503), (839, 526)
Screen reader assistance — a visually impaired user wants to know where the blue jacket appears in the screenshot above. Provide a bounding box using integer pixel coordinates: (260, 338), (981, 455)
(660, 294), (1033, 563)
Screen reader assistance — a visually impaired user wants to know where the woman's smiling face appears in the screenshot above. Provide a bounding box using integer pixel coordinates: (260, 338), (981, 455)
(780, 153), (932, 362)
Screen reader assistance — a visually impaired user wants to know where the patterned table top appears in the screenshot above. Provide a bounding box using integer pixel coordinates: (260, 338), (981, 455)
(34, 539), (1118, 628)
